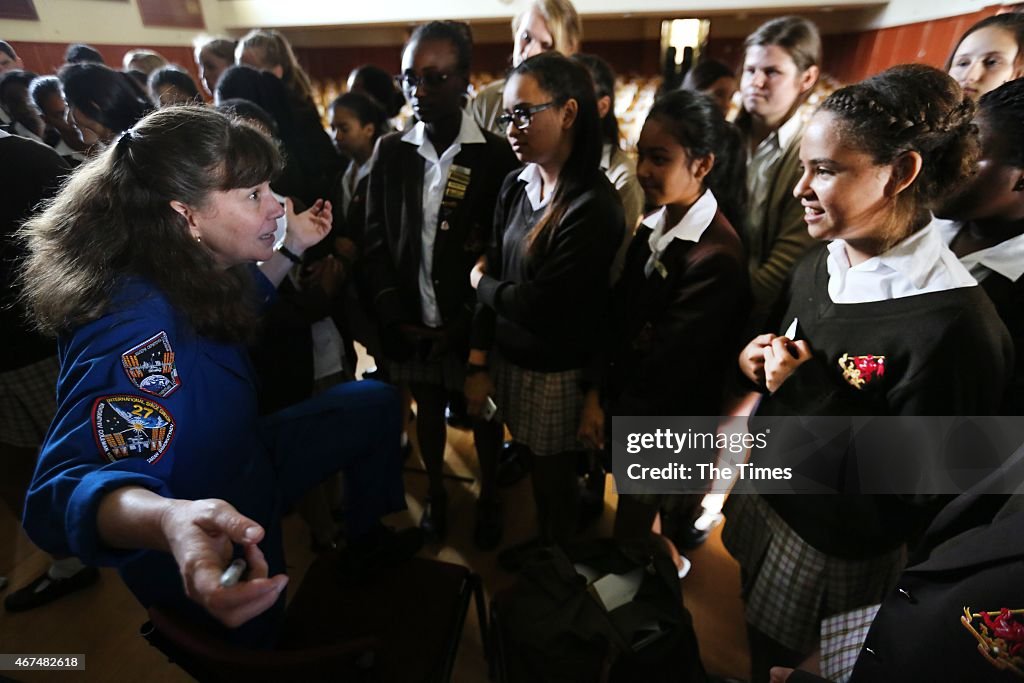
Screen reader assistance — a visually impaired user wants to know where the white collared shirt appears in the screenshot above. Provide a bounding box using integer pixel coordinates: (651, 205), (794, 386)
(936, 218), (1024, 284)
(746, 111), (804, 232)
(53, 138), (87, 163)
(340, 157), (372, 217)
(640, 189), (718, 278)
(268, 192), (347, 379)
(11, 120), (42, 143)
(517, 163), (553, 211)
(402, 110), (486, 327)
(826, 218), (977, 304)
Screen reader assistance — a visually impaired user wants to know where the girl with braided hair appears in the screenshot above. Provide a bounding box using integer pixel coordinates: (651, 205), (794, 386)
(938, 78), (1024, 413)
(726, 64), (1013, 682)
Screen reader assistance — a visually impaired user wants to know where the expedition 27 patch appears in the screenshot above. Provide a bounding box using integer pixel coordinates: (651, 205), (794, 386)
(121, 331), (180, 398)
(92, 395), (175, 464)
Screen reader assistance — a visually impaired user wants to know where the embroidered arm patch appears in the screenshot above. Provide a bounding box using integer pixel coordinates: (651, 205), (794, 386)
(121, 331), (181, 397)
(92, 395), (176, 464)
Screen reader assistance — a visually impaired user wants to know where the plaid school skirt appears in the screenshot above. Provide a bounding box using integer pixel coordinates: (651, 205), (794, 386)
(721, 493), (904, 654)
(491, 352), (585, 457)
(0, 355), (60, 449)
(387, 350), (466, 393)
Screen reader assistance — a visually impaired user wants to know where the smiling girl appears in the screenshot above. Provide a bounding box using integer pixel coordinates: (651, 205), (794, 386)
(726, 65), (1013, 682)
(609, 89), (749, 544)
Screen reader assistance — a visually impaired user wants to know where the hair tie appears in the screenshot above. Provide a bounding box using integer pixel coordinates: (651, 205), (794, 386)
(116, 129), (148, 189)
(116, 130), (133, 151)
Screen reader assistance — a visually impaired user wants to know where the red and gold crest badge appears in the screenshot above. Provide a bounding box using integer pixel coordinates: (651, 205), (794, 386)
(837, 353), (885, 390)
(961, 606), (1024, 677)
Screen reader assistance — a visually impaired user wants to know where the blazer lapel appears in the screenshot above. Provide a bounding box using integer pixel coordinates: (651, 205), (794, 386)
(398, 146), (425, 267)
(908, 507), (1024, 573)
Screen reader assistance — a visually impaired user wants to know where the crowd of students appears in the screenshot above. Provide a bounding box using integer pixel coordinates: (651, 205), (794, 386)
(2, 2), (1024, 680)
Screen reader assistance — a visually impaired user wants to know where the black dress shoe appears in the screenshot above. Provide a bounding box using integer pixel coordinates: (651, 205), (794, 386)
(419, 493), (448, 541)
(473, 498), (503, 551)
(670, 511), (724, 550)
(444, 394), (473, 430)
(4, 566), (100, 612)
(361, 366), (388, 382)
(497, 441), (532, 487)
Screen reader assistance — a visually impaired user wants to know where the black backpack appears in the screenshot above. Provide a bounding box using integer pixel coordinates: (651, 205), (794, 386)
(490, 538), (707, 683)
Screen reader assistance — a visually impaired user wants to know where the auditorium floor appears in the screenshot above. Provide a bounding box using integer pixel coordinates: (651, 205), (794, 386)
(0, 413), (750, 682)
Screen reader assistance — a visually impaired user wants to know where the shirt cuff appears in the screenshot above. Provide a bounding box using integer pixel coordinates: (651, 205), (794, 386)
(476, 274), (504, 310)
(67, 469), (174, 567)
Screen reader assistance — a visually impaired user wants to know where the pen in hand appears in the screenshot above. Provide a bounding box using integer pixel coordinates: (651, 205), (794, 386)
(219, 558), (247, 588)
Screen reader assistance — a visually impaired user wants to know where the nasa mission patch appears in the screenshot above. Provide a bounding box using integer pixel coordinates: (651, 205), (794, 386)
(93, 394), (176, 464)
(121, 331), (181, 398)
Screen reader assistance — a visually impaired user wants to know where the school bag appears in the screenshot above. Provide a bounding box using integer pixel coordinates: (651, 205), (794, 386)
(490, 538), (707, 683)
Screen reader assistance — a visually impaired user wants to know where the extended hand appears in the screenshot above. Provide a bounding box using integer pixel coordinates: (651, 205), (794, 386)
(284, 198), (333, 253)
(464, 370), (495, 417)
(470, 255), (487, 290)
(160, 498), (288, 628)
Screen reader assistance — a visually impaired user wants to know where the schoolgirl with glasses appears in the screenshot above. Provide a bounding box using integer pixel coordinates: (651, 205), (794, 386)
(468, 53), (623, 563)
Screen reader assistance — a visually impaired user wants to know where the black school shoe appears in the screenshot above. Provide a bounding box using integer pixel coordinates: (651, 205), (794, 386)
(419, 492), (449, 542)
(496, 441), (532, 487)
(667, 511), (725, 551)
(444, 394), (473, 430)
(4, 566), (100, 612)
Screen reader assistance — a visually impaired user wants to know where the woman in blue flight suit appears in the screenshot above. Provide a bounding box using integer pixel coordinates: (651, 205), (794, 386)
(18, 106), (419, 646)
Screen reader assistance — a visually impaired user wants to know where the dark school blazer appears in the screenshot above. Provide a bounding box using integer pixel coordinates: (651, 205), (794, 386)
(789, 446), (1024, 683)
(362, 127), (519, 358)
(609, 208), (750, 416)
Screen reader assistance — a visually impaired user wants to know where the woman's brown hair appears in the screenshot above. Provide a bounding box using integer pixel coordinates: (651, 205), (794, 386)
(20, 106), (283, 342)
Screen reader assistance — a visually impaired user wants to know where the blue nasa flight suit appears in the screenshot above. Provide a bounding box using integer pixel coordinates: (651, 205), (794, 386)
(22, 273), (406, 645)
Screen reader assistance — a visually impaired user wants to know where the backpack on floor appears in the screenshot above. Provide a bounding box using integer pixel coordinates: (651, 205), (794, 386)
(490, 538), (707, 683)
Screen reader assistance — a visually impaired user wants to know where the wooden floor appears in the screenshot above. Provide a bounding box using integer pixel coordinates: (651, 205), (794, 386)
(0, 419), (750, 682)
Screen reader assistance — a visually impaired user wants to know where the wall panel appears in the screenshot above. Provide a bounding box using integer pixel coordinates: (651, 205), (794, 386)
(7, 6), (1009, 87)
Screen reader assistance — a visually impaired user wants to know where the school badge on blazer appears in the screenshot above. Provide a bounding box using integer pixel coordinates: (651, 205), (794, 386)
(121, 331), (180, 398)
(92, 394), (176, 464)
(837, 353), (885, 390)
(961, 606), (1024, 677)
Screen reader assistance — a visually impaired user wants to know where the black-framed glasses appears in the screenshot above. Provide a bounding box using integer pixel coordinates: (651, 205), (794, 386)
(497, 101), (557, 130)
(395, 70), (455, 92)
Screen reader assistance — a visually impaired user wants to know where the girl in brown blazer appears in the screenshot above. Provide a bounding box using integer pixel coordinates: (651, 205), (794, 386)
(609, 90), (750, 544)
